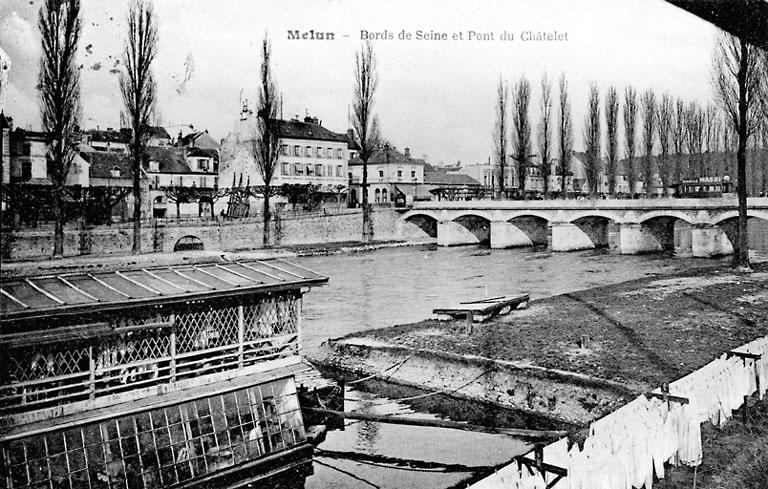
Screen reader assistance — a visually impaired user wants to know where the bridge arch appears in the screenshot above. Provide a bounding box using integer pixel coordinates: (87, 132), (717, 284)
(437, 213), (491, 246)
(567, 210), (623, 224)
(403, 213), (438, 238)
(569, 215), (615, 248)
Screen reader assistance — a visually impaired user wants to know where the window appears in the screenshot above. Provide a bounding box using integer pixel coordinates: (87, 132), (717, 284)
(382, 188), (388, 203)
(336, 165), (342, 177)
(294, 163), (303, 175)
(2, 379), (305, 489)
(336, 148), (343, 159)
(149, 161), (159, 172)
(317, 147), (322, 158)
(411, 170), (416, 178)
(198, 159), (209, 171)
(307, 164), (314, 176)
(293, 145), (300, 156)
(280, 145), (288, 156)
(306, 146), (312, 158)
(326, 148), (333, 158)
(378, 170), (384, 179)
(315, 164), (323, 176)
(397, 170), (402, 180)
(375, 188), (381, 204)
(282, 162), (290, 175)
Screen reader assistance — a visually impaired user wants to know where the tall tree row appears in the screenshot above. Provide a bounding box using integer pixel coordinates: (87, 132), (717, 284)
(623, 87), (638, 198)
(557, 74), (573, 195)
(604, 87), (620, 197)
(511, 77), (531, 197)
(657, 94), (673, 196)
(38, 0), (82, 257)
(120, 0), (158, 254)
(641, 90), (656, 198)
(538, 74), (553, 198)
(352, 41), (379, 243)
(583, 84), (601, 197)
(672, 99), (687, 184)
(493, 77), (509, 198)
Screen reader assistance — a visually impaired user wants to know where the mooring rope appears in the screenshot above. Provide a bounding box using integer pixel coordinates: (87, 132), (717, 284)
(347, 355), (412, 385)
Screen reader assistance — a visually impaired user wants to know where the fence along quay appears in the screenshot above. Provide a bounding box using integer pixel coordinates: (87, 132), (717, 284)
(0, 259), (328, 489)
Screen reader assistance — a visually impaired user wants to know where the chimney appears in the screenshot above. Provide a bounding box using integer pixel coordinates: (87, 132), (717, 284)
(404, 147), (410, 158)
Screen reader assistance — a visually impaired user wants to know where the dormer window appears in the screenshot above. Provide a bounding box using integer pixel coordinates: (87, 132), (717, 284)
(110, 167), (122, 178)
(149, 161), (159, 172)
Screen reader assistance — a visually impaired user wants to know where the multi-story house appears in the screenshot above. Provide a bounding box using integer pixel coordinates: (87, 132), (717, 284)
(219, 111), (352, 214)
(348, 146), (425, 206)
(146, 146), (220, 218)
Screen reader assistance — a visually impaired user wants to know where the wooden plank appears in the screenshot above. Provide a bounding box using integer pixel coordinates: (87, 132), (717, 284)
(727, 350), (762, 360)
(302, 407), (568, 440)
(434, 294), (529, 317)
(643, 392), (689, 405)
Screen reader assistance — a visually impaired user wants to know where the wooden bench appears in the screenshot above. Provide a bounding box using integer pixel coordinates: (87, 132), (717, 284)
(433, 294), (530, 334)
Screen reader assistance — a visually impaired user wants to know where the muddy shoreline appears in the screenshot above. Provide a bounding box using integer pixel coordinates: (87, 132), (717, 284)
(310, 262), (768, 426)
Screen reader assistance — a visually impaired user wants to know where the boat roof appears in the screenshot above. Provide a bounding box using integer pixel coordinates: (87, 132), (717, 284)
(0, 259), (328, 323)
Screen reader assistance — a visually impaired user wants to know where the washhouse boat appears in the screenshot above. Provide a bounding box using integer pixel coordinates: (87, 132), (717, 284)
(0, 259), (328, 489)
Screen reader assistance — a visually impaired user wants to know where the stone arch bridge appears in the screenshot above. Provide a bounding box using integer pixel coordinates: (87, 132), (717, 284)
(400, 198), (768, 257)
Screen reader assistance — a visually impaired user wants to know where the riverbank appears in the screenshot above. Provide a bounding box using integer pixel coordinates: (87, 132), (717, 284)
(311, 261), (768, 425)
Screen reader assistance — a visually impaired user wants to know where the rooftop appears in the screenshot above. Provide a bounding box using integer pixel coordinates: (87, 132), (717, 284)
(0, 259), (327, 324)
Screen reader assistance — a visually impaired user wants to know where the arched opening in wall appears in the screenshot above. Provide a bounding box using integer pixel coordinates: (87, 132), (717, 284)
(375, 188), (381, 204)
(570, 216), (614, 248)
(507, 215), (550, 247)
(174, 235), (204, 252)
(382, 188), (388, 204)
(404, 214), (438, 238)
(639, 216), (685, 252)
(453, 215), (491, 245)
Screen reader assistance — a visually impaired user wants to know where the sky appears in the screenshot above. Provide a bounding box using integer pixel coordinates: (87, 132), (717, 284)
(1, 0), (720, 165)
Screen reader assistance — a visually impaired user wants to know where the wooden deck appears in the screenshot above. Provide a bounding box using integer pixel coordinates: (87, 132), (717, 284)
(433, 294), (530, 333)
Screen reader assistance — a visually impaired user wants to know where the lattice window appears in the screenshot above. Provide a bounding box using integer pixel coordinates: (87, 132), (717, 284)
(243, 293), (298, 342)
(175, 305), (239, 354)
(3, 343), (90, 384)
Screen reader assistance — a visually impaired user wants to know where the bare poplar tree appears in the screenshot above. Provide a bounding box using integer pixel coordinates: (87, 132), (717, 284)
(537, 74), (553, 198)
(511, 76), (531, 197)
(657, 94), (674, 197)
(641, 89), (656, 198)
(120, 0), (157, 254)
(352, 41), (379, 243)
(583, 84), (602, 197)
(672, 98), (687, 185)
(252, 36), (280, 247)
(685, 103), (704, 178)
(557, 74), (573, 196)
(494, 77), (509, 198)
(722, 114), (736, 178)
(712, 32), (763, 267)
(38, 0), (81, 257)
(605, 86), (620, 197)
(623, 86), (638, 198)
(703, 104), (719, 176)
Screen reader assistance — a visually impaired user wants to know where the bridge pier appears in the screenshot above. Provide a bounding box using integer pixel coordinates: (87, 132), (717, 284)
(490, 221), (534, 249)
(437, 220), (488, 246)
(550, 222), (596, 251)
(692, 224), (734, 257)
(618, 223), (663, 254)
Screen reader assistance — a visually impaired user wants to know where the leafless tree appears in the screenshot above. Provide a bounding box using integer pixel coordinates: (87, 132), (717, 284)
(120, 0), (157, 254)
(657, 94), (674, 197)
(511, 76), (532, 197)
(605, 86), (620, 197)
(722, 113), (737, 178)
(583, 84), (602, 198)
(712, 32), (763, 268)
(494, 77), (509, 198)
(251, 36), (280, 247)
(537, 74), (553, 198)
(672, 98), (687, 185)
(38, 0), (81, 257)
(685, 102), (704, 178)
(703, 104), (719, 176)
(641, 89), (656, 198)
(623, 86), (638, 197)
(352, 41), (379, 243)
(557, 74), (573, 196)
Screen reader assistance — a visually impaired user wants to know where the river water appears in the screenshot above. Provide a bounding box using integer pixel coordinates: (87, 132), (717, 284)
(286, 244), (760, 488)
